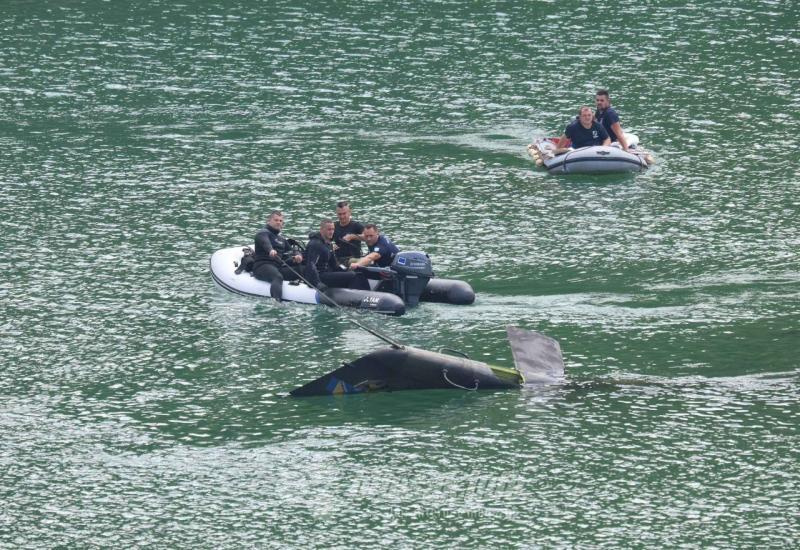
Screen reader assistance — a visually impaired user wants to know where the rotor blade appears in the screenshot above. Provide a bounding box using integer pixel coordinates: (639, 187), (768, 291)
(506, 326), (564, 384)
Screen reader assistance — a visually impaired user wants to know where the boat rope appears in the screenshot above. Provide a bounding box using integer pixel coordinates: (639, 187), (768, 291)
(276, 256), (404, 349)
(441, 368), (479, 391)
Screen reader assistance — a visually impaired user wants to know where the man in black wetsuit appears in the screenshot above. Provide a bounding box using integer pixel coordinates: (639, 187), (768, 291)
(304, 219), (370, 292)
(333, 200), (365, 265)
(252, 210), (304, 302)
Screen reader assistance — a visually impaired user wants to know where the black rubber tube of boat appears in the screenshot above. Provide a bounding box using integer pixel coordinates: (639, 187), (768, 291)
(276, 256), (404, 349)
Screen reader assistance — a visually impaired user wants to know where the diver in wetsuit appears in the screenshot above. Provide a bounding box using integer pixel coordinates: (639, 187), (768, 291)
(252, 210), (303, 302)
(305, 219), (369, 292)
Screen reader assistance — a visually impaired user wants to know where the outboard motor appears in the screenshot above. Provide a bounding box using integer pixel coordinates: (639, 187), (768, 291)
(390, 251), (433, 307)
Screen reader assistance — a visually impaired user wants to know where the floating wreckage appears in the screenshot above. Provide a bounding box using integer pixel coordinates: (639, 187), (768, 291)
(291, 326), (565, 396)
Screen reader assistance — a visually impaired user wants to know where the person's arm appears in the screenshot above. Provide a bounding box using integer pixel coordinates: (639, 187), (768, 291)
(281, 248), (302, 264)
(610, 121), (628, 151)
(350, 251), (381, 269)
(327, 251), (343, 273)
(303, 243), (322, 286)
(597, 124), (610, 147)
(342, 222), (365, 243)
(255, 231), (277, 258)
(554, 133), (572, 155)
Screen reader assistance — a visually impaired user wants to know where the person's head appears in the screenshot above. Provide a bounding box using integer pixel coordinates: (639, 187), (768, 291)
(595, 89), (611, 110)
(319, 219), (335, 241)
(335, 200), (352, 225)
(267, 210), (284, 231)
(578, 106), (594, 127)
(363, 223), (380, 246)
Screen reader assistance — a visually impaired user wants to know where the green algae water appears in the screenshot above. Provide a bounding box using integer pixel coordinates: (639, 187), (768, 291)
(1, 0), (798, 546)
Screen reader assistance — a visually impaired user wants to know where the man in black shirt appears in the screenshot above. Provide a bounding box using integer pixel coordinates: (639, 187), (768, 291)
(555, 106), (611, 153)
(333, 200), (364, 265)
(594, 89), (630, 151)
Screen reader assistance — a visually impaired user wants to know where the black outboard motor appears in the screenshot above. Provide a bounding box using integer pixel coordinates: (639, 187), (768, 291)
(390, 251), (433, 307)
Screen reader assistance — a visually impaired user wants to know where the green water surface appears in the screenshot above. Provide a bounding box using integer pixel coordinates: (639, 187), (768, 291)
(1, 1), (798, 547)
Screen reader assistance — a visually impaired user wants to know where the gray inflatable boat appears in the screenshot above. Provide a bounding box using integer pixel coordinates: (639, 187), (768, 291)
(529, 135), (652, 174)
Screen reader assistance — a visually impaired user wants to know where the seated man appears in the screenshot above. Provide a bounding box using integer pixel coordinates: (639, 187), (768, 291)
(333, 200), (365, 266)
(252, 210), (303, 302)
(595, 89), (630, 151)
(304, 219), (369, 292)
(555, 106), (610, 153)
(349, 223), (399, 269)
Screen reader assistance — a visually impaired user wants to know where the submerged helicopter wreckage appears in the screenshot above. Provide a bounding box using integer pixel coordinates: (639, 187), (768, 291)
(291, 325), (565, 397)
(284, 266), (565, 397)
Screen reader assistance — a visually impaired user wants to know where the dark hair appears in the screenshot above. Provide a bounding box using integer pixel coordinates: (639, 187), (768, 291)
(335, 200), (350, 209)
(596, 89), (610, 98)
(268, 210), (283, 220)
(319, 218), (334, 228)
(364, 223), (379, 232)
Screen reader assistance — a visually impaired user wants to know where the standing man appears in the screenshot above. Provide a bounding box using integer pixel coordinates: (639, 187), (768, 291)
(595, 89), (630, 152)
(349, 224), (399, 269)
(252, 210), (303, 302)
(555, 106), (610, 153)
(333, 200), (365, 265)
(304, 219), (370, 291)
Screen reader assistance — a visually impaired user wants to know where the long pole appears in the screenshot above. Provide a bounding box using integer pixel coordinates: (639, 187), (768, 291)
(276, 255), (404, 349)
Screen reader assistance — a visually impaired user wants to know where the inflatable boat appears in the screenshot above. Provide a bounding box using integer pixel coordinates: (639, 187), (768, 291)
(210, 247), (476, 315)
(210, 246), (406, 315)
(291, 326), (565, 396)
(528, 133), (654, 174)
